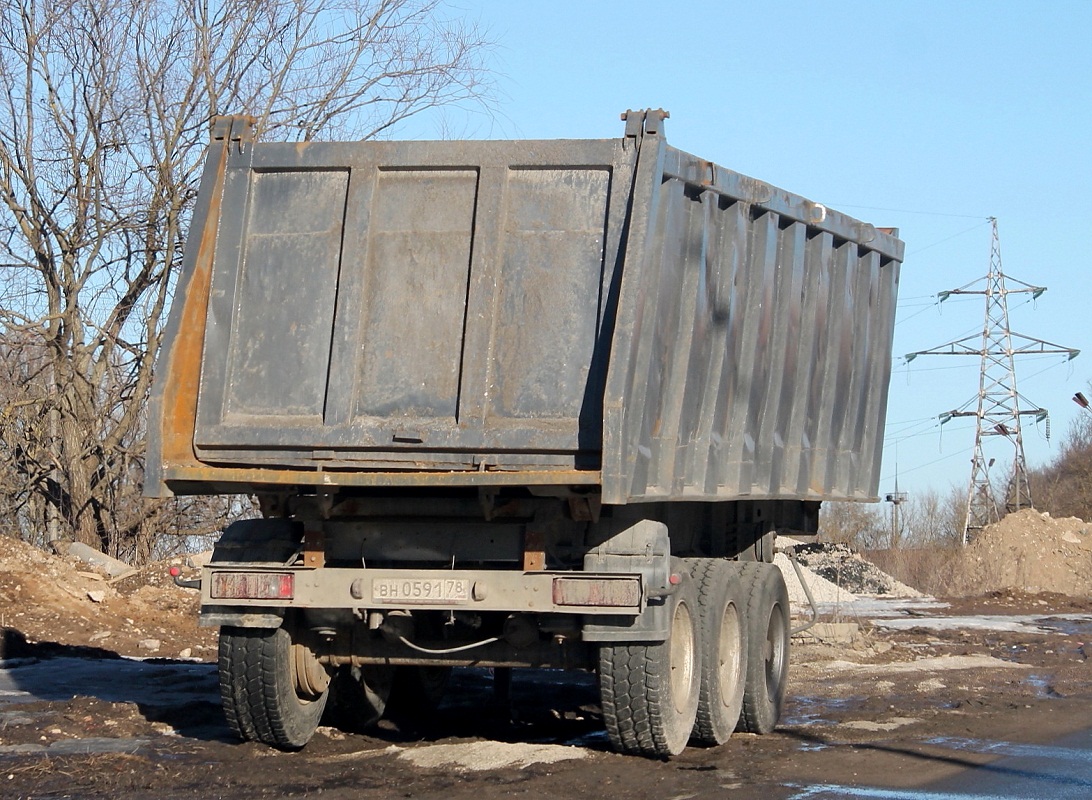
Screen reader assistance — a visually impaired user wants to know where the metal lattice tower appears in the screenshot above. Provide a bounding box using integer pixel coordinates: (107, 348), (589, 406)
(906, 218), (1079, 544)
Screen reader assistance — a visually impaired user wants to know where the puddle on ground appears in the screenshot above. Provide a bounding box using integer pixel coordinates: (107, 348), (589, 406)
(782, 695), (857, 727)
(925, 736), (1092, 764)
(1025, 674), (1065, 698)
(1036, 618), (1092, 637)
(872, 613), (1092, 635)
(0, 737), (152, 756)
(561, 730), (609, 748)
(787, 735), (1092, 799)
(785, 783), (1047, 799)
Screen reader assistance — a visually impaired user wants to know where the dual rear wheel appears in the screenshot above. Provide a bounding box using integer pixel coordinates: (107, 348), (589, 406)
(598, 559), (790, 756)
(218, 623), (329, 750)
(737, 561), (791, 735)
(598, 559), (703, 757)
(689, 558), (748, 745)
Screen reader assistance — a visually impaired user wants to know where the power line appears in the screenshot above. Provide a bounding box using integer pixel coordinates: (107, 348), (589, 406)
(885, 414), (942, 431)
(879, 445), (974, 484)
(906, 220), (994, 256)
(828, 204), (989, 220)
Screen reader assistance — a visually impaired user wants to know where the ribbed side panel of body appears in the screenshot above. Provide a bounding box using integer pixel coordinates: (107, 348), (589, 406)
(602, 143), (901, 503)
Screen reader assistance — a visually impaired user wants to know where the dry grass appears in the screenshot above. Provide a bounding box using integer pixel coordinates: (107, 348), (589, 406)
(864, 547), (976, 597)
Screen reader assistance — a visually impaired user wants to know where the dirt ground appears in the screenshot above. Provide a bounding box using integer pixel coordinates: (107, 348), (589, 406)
(0, 537), (215, 661)
(1, 522), (1091, 799)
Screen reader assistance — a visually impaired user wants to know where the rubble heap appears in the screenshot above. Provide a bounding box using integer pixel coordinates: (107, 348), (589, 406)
(0, 535), (215, 659)
(791, 542), (923, 598)
(774, 553), (857, 607)
(963, 509), (1092, 597)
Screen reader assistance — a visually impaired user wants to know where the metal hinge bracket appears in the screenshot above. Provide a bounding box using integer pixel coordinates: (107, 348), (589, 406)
(210, 115), (257, 149)
(621, 108), (669, 147)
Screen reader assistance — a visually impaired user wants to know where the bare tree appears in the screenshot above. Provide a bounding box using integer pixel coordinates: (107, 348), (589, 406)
(0, 0), (494, 560)
(898, 486), (965, 548)
(818, 501), (886, 549)
(1030, 383), (1092, 522)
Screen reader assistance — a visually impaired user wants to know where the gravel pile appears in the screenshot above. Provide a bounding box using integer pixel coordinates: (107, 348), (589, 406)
(790, 542), (923, 598)
(774, 553), (857, 607)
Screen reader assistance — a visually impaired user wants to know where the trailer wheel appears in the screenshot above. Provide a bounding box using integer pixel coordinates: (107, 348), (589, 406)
(388, 666), (452, 717)
(686, 558), (747, 745)
(386, 614), (452, 720)
(218, 623), (330, 750)
(736, 562), (790, 734)
(322, 665), (395, 732)
(598, 563), (701, 757)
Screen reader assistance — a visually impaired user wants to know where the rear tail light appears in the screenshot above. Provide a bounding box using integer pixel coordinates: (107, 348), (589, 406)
(211, 572), (294, 600)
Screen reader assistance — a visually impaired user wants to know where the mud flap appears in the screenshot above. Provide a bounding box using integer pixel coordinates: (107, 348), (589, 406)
(581, 519), (673, 643)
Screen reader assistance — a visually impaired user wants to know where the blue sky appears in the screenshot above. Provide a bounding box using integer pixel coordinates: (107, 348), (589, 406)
(405, 1), (1091, 499)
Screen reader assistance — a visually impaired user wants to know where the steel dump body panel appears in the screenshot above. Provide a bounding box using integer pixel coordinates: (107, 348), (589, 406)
(193, 139), (633, 469)
(147, 121), (903, 503)
(602, 141), (901, 502)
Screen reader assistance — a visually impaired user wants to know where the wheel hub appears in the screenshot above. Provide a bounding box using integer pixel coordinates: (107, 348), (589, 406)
(292, 641), (332, 699)
(670, 600), (696, 713)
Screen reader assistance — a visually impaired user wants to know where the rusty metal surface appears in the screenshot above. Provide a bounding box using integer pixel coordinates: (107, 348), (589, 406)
(145, 116), (256, 497)
(190, 137), (634, 467)
(160, 464), (600, 491)
(147, 112), (903, 503)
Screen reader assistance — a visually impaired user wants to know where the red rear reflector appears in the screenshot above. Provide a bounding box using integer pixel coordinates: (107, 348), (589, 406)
(211, 572), (294, 600)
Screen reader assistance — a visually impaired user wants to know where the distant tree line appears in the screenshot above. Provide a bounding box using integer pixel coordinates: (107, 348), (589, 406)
(821, 385), (1092, 550)
(1028, 395), (1092, 522)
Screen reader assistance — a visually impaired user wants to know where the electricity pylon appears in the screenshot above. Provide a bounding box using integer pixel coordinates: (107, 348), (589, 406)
(906, 218), (1079, 544)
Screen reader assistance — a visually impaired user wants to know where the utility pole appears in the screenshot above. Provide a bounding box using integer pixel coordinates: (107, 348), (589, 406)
(884, 485), (907, 547)
(884, 453), (907, 547)
(906, 218), (1079, 544)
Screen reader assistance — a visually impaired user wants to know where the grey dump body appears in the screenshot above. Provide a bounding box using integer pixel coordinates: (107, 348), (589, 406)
(147, 111), (903, 756)
(147, 111), (902, 502)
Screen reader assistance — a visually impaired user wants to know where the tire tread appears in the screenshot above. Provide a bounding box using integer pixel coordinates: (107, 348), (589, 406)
(736, 562), (790, 735)
(599, 562), (700, 757)
(686, 557), (747, 745)
(218, 625), (327, 750)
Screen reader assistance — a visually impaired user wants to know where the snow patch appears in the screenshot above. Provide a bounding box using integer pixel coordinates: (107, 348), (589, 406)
(822, 654), (1029, 674)
(399, 741), (589, 771)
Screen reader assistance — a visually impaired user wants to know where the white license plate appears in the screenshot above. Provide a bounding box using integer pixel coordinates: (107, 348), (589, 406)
(372, 577), (470, 604)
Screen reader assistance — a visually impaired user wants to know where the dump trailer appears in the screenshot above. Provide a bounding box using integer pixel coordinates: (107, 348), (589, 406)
(146, 110), (903, 757)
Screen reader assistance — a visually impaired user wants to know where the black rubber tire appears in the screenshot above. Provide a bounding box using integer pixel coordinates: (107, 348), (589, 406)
(219, 627), (258, 743)
(322, 664), (395, 732)
(598, 562), (701, 758)
(218, 625), (329, 750)
(736, 562), (790, 735)
(388, 665), (452, 718)
(685, 558), (748, 746)
(212, 519), (302, 564)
